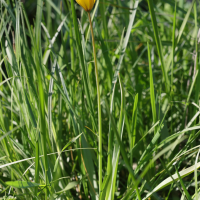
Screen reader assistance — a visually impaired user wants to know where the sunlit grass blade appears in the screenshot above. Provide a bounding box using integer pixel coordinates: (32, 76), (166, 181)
(106, 74), (125, 200)
(175, 166), (192, 200)
(143, 161), (200, 200)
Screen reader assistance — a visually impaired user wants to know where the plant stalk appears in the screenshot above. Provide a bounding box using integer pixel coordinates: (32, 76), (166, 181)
(88, 12), (102, 195)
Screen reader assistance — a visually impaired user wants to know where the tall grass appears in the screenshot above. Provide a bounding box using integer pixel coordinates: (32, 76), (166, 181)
(0, 0), (200, 199)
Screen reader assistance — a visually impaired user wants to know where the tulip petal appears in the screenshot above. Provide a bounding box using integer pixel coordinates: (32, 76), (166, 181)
(83, 0), (91, 11)
(76, 0), (87, 11)
(76, 0), (95, 12)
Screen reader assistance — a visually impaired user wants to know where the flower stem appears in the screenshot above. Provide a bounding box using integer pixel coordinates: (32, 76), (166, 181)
(88, 12), (102, 195)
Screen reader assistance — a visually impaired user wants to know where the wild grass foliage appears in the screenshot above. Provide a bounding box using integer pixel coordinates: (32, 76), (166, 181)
(0, 0), (200, 199)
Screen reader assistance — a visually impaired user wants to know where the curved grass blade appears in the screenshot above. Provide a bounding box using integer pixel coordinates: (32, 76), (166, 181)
(56, 181), (78, 194)
(143, 162), (200, 200)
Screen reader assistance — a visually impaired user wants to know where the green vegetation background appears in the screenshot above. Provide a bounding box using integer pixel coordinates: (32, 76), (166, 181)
(0, 0), (200, 199)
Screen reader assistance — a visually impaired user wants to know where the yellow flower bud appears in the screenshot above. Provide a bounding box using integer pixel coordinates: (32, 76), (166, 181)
(76, 0), (96, 12)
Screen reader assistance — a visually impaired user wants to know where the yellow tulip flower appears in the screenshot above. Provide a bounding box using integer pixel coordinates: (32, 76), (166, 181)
(76, 0), (96, 12)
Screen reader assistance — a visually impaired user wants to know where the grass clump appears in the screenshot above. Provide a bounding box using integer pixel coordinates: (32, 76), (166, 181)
(0, 0), (200, 199)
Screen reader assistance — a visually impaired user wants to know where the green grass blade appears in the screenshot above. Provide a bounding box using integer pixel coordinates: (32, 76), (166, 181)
(143, 162), (200, 200)
(166, 0), (196, 70)
(6, 181), (41, 189)
(171, 1), (176, 91)
(147, 42), (157, 134)
(147, 0), (170, 93)
(131, 93), (138, 149)
(55, 181), (78, 194)
(107, 74), (125, 200)
(99, 0), (108, 40)
(175, 166), (192, 200)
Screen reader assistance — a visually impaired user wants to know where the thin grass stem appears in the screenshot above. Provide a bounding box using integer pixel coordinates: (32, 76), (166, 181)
(87, 12), (102, 196)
